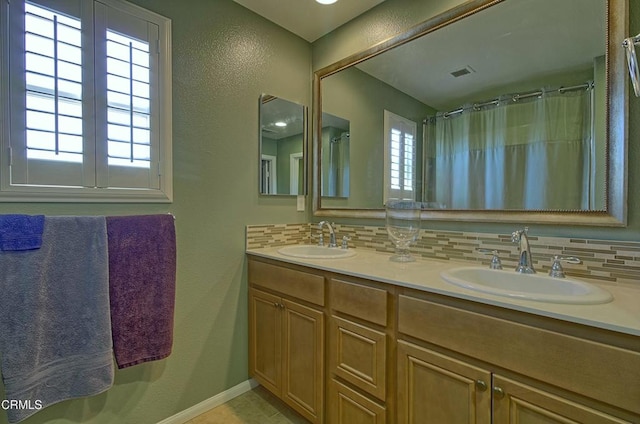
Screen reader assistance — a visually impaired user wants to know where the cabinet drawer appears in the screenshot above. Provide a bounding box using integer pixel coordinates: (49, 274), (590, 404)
(330, 278), (387, 326)
(249, 260), (325, 306)
(493, 375), (634, 424)
(329, 378), (386, 424)
(398, 294), (640, 415)
(330, 316), (387, 400)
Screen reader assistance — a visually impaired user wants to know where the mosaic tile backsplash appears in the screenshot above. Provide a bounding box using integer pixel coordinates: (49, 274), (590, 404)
(246, 223), (640, 287)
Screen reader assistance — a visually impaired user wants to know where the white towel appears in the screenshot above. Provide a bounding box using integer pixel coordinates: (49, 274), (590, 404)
(0, 216), (114, 423)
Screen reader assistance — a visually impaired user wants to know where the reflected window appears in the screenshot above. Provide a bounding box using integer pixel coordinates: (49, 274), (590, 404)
(384, 110), (416, 202)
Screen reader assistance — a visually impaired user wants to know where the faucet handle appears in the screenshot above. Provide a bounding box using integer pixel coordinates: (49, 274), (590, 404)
(549, 255), (581, 278)
(477, 248), (503, 270)
(341, 236), (351, 250)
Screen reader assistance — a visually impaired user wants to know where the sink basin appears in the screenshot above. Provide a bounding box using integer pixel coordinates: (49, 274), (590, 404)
(278, 245), (356, 259)
(440, 267), (612, 304)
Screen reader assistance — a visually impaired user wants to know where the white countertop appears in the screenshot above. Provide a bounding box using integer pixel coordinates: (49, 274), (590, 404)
(247, 246), (640, 337)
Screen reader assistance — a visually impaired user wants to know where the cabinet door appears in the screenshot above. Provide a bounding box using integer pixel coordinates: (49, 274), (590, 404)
(493, 375), (633, 424)
(249, 288), (282, 395)
(282, 298), (324, 424)
(330, 378), (386, 424)
(397, 341), (491, 424)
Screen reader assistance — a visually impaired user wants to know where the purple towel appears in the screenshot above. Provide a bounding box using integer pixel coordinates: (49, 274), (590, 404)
(0, 214), (45, 251)
(106, 214), (176, 369)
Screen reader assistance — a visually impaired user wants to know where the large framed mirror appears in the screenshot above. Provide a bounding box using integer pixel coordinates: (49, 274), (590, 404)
(260, 94), (307, 196)
(313, 0), (628, 226)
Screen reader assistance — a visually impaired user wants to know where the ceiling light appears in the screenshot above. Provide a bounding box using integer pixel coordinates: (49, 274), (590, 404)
(316, 0), (338, 4)
(275, 121), (287, 127)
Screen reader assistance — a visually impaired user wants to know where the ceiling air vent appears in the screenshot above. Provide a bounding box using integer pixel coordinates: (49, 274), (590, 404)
(450, 66), (475, 78)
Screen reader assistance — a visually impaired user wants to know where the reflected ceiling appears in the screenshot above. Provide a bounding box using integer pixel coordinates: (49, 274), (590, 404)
(356, 0), (604, 109)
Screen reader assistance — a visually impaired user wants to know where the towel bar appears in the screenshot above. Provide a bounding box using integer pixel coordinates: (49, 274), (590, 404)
(623, 34), (640, 96)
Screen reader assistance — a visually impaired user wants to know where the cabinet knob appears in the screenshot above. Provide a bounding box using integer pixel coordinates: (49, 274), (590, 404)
(493, 386), (505, 398)
(475, 380), (488, 391)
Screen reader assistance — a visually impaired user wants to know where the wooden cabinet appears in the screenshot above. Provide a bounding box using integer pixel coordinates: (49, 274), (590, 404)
(397, 292), (640, 424)
(330, 316), (387, 400)
(329, 378), (386, 424)
(397, 339), (634, 424)
(249, 288), (282, 394)
(247, 255), (639, 424)
(397, 340), (491, 424)
(327, 278), (392, 423)
(248, 260), (325, 424)
(492, 375), (632, 424)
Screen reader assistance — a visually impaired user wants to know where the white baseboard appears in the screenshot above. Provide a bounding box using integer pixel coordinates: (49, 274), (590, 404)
(157, 379), (259, 424)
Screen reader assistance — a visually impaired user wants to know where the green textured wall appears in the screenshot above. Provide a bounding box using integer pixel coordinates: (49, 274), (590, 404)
(0, 0), (310, 423)
(312, 0), (640, 241)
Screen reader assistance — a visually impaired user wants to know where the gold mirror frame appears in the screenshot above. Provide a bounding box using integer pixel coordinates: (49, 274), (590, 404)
(312, 0), (628, 226)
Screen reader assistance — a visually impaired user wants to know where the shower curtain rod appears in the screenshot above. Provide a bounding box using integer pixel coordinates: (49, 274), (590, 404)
(424, 81), (594, 122)
(330, 133), (350, 143)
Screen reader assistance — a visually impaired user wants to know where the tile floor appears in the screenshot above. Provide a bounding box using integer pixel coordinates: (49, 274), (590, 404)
(186, 386), (309, 424)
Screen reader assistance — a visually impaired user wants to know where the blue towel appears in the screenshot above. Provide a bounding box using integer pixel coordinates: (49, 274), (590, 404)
(0, 214), (45, 251)
(0, 216), (114, 423)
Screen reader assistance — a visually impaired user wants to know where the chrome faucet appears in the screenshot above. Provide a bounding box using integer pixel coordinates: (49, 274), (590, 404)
(511, 227), (535, 274)
(318, 221), (337, 248)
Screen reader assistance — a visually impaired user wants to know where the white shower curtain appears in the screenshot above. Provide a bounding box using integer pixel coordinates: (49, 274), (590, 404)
(427, 88), (593, 210)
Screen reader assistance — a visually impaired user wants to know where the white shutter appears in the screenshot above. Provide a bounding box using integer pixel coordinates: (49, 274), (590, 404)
(94, 1), (160, 190)
(10, 0), (95, 187)
(384, 110), (417, 202)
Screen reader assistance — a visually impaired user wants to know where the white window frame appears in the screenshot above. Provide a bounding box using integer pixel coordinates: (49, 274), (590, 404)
(0, 0), (172, 202)
(289, 152), (303, 195)
(383, 110), (417, 203)
(261, 154), (277, 195)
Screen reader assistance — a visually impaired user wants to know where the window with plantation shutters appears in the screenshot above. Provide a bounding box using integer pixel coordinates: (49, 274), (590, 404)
(383, 110), (417, 203)
(0, 0), (172, 202)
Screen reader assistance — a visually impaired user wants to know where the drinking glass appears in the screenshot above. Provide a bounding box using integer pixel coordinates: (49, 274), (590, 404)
(385, 200), (421, 262)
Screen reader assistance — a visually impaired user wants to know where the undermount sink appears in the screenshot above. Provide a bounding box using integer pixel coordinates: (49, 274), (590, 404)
(440, 267), (613, 304)
(278, 245), (356, 259)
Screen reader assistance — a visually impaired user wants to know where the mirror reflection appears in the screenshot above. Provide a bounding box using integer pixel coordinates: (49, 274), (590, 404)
(318, 0), (609, 212)
(259, 94), (306, 195)
(320, 112), (350, 198)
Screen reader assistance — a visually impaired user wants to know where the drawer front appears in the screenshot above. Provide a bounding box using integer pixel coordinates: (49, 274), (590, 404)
(249, 259), (325, 306)
(329, 378), (386, 424)
(398, 294), (640, 415)
(330, 315), (387, 400)
(330, 278), (388, 326)
(493, 375), (635, 424)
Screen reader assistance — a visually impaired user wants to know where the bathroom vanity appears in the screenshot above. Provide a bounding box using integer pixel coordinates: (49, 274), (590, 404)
(247, 247), (640, 424)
